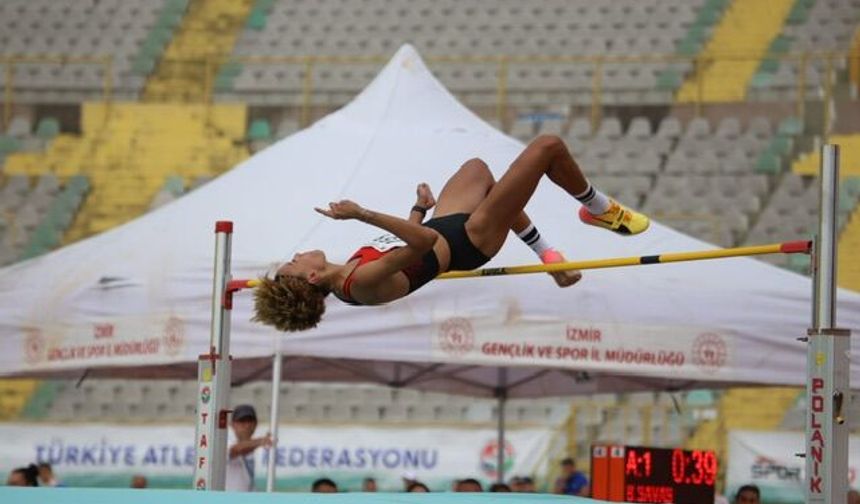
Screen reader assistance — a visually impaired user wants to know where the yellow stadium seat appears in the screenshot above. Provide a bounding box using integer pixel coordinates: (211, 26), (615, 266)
(677, 0), (794, 103)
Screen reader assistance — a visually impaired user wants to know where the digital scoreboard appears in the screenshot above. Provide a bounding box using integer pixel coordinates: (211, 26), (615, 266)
(590, 445), (717, 503)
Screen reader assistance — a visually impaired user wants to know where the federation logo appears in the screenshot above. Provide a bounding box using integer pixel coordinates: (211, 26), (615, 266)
(479, 439), (514, 479)
(200, 386), (211, 405)
(692, 333), (727, 373)
(162, 316), (185, 356)
(24, 328), (46, 365)
(438, 317), (475, 357)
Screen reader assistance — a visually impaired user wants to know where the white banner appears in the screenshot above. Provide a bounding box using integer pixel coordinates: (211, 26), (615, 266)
(432, 318), (734, 380)
(727, 430), (859, 503)
(0, 423), (551, 491)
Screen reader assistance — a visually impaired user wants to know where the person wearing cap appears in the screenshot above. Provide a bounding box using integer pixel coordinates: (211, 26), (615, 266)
(226, 404), (272, 492)
(401, 471), (418, 491)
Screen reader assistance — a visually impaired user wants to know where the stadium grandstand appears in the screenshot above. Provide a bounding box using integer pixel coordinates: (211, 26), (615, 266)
(0, 0), (859, 503)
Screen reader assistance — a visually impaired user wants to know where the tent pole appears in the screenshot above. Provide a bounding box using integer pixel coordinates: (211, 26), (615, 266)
(805, 144), (850, 504)
(266, 348), (282, 492)
(496, 368), (508, 485)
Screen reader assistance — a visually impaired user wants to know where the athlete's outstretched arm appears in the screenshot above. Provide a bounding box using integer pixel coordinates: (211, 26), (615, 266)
(316, 200), (437, 253)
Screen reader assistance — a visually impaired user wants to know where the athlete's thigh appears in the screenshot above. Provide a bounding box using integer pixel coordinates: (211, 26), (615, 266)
(466, 142), (549, 255)
(431, 158), (494, 218)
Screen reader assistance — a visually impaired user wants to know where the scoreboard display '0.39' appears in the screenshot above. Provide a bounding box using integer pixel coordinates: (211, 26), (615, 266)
(590, 445), (717, 503)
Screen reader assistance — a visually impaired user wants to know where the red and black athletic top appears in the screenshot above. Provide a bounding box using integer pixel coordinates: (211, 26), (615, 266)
(332, 242), (440, 306)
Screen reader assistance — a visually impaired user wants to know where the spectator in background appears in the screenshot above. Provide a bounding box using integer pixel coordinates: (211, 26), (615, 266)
(734, 484), (761, 504)
(311, 478), (338, 493)
(361, 477), (377, 492)
(554, 457), (588, 496)
(402, 471), (418, 491)
(130, 475), (148, 489)
(489, 482), (511, 492)
(36, 463), (62, 487)
(226, 404), (272, 492)
(7, 465), (39, 487)
(407, 482), (430, 492)
(455, 478), (483, 492)
(849, 489), (860, 504)
(519, 476), (536, 492)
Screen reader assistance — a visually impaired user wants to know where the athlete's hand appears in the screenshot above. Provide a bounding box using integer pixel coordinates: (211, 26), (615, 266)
(415, 183), (436, 210)
(315, 200), (367, 220)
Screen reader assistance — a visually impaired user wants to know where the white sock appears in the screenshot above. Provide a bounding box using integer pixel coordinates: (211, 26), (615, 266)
(574, 183), (612, 215)
(517, 223), (552, 256)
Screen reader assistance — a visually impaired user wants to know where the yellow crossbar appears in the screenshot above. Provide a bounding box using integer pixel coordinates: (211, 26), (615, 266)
(437, 240), (811, 279)
(234, 240), (811, 288)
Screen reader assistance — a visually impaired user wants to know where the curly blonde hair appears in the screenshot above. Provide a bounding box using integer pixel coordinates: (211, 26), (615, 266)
(252, 275), (330, 332)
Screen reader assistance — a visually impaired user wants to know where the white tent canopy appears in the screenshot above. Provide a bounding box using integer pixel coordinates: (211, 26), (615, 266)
(1, 45), (858, 396)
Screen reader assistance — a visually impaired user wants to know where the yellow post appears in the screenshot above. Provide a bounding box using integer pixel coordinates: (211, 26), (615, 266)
(496, 56), (508, 128)
(797, 53), (807, 121)
(850, 28), (860, 96)
(103, 56), (114, 130)
(695, 56), (705, 118)
(301, 57), (314, 128)
(642, 405), (653, 446)
(822, 54), (834, 141)
(566, 405), (578, 458)
(204, 57), (212, 105)
(3, 58), (11, 131)
(590, 59), (603, 135)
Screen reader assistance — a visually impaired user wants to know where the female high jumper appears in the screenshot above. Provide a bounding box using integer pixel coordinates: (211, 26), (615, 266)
(253, 135), (649, 332)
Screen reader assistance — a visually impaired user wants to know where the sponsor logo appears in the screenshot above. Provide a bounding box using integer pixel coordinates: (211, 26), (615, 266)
(93, 323), (114, 339)
(809, 377), (825, 493)
(24, 328), (46, 365)
(162, 316), (185, 356)
(438, 317), (474, 356)
(692, 333), (727, 373)
(479, 439), (514, 479)
(200, 386), (211, 405)
(195, 478), (206, 490)
(750, 456), (801, 481)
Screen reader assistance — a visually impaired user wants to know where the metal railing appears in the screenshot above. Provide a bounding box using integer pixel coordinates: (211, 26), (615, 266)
(1, 55), (114, 129)
(850, 28), (860, 98)
(1, 50), (855, 138)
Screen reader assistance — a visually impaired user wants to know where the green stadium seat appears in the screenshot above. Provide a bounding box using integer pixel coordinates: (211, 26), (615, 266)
(769, 35), (791, 55)
(35, 118), (60, 140)
(750, 72), (773, 89)
(164, 175), (185, 196)
(214, 62), (243, 91)
(656, 69), (683, 90)
(677, 38), (702, 57)
(685, 389), (716, 407)
(0, 135), (20, 154)
(787, 253), (811, 274)
(787, 0), (814, 24)
(247, 118), (272, 141)
(133, 57), (158, 76)
(778, 117), (804, 136)
(755, 151), (782, 174)
(843, 177), (860, 198)
(770, 135), (793, 157)
(697, 8), (721, 25)
(759, 58), (780, 74)
(247, 9), (268, 30)
(66, 175), (91, 195)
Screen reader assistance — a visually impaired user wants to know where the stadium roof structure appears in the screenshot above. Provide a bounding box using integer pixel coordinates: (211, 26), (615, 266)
(1, 45), (858, 397)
